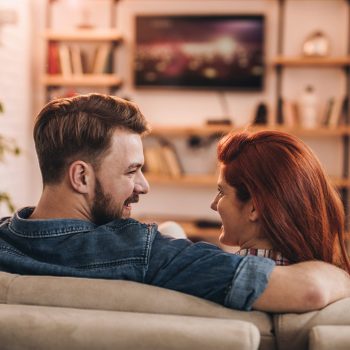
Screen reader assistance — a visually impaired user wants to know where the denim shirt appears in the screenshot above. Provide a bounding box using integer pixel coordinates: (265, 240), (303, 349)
(0, 207), (275, 311)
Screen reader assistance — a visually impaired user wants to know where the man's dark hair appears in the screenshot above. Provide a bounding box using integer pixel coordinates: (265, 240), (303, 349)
(34, 93), (150, 184)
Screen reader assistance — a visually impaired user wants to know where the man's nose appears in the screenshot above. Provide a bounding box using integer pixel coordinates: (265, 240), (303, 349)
(135, 171), (150, 194)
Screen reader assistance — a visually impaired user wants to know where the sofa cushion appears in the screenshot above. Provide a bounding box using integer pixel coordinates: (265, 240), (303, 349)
(0, 304), (260, 350)
(274, 297), (350, 350)
(309, 325), (350, 350)
(0, 271), (274, 350)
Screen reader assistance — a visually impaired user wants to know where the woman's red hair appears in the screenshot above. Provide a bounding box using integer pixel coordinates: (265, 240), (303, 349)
(218, 130), (350, 272)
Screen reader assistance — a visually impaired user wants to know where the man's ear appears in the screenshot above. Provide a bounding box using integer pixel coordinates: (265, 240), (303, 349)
(248, 201), (259, 222)
(68, 160), (93, 194)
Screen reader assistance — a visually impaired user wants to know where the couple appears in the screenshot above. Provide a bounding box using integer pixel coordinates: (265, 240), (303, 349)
(0, 93), (349, 313)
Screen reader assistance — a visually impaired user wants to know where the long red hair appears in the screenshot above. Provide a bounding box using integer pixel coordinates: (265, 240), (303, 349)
(218, 130), (350, 272)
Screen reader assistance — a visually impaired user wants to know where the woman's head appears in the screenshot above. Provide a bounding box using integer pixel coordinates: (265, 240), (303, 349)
(212, 130), (350, 271)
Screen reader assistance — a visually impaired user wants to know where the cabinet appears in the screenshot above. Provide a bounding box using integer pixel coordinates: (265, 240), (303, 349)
(43, 0), (122, 101)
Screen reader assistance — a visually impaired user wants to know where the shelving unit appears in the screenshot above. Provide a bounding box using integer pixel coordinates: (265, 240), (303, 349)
(274, 0), (350, 220)
(143, 0), (350, 237)
(42, 0), (122, 99)
(146, 124), (350, 190)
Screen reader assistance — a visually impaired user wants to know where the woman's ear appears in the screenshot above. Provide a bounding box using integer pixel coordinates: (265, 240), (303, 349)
(248, 201), (259, 222)
(68, 160), (93, 194)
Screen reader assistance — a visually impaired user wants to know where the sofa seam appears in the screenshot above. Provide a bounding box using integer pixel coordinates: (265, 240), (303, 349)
(4, 274), (20, 304)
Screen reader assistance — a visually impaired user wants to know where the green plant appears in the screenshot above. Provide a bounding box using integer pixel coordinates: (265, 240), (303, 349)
(0, 101), (20, 213)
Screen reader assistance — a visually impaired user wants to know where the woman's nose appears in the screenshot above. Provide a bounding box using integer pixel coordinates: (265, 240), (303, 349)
(211, 197), (218, 211)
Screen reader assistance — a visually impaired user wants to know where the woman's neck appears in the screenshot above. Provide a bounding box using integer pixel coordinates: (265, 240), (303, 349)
(239, 237), (274, 250)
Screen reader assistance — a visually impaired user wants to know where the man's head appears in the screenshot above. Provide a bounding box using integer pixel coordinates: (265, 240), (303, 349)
(33, 93), (150, 223)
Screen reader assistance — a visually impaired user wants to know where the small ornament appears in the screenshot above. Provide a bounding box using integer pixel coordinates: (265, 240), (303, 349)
(302, 31), (330, 57)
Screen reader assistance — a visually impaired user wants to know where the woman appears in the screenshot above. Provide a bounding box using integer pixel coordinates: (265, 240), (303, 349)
(211, 129), (350, 272)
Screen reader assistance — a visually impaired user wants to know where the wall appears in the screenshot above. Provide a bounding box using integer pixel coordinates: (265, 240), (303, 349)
(0, 0), (34, 216)
(0, 0), (348, 222)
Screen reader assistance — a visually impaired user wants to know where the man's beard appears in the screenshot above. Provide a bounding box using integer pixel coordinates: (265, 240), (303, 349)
(91, 178), (122, 225)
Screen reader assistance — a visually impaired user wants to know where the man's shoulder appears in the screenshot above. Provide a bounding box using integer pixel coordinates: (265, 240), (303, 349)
(104, 218), (158, 235)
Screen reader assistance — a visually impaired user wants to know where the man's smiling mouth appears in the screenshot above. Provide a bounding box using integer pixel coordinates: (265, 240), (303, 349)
(124, 195), (139, 207)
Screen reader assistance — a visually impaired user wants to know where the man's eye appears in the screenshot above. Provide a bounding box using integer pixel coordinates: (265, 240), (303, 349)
(217, 188), (224, 196)
(128, 170), (137, 175)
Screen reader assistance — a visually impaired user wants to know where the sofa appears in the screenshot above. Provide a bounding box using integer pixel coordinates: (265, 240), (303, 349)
(0, 271), (350, 350)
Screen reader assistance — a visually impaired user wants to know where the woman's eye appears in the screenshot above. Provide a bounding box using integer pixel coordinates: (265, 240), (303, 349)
(217, 189), (223, 197)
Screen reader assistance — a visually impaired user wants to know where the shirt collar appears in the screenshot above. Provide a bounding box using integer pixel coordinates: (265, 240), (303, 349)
(9, 207), (97, 238)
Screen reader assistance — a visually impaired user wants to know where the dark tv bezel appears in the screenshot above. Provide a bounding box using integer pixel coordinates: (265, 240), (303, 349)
(133, 14), (266, 91)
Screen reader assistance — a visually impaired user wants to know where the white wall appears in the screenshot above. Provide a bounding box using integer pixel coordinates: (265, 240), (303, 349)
(0, 0), (347, 221)
(0, 0), (34, 216)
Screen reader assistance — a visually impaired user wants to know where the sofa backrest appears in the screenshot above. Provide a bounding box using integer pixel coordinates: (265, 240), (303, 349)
(0, 303), (261, 350)
(0, 271), (274, 350)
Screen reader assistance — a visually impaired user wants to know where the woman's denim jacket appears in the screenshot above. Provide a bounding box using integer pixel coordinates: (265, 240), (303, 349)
(0, 207), (275, 311)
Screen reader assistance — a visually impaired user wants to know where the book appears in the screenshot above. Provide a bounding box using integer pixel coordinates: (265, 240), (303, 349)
(328, 96), (344, 128)
(161, 144), (183, 177)
(338, 97), (349, 125)
(47, 42), (60, 74)
(91, 44), (111, 74)
(58, 44), (72, 76)
(144, 146), (165, 175)
(321, 97), (335, 126)
(70, 45), (83, 75)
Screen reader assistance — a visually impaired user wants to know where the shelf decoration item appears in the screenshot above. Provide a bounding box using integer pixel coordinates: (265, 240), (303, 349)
(76, 5), (94, 29)
(302, 31), (330, 57)
(252, 102), (268, 125)
(299, 85), (319, 129)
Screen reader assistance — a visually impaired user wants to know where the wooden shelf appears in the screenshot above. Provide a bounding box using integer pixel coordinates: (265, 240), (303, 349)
(145, 173), (350, 189)
(331, 177), (350, 188)
(150, 125), (232, 137)
(272, 56), (350, 67)
(149, 124), (350, 137)
(42, 74), (122, 87)
(44, 30), (122, 42)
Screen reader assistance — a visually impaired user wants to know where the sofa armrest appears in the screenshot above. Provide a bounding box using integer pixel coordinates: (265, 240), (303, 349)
(274, 297), (350, 350)
(309, 325), (350, 350)
(0, 304), (260, 350)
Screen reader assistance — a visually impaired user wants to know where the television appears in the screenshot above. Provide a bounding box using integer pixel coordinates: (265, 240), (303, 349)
(133, 15), (265, 90)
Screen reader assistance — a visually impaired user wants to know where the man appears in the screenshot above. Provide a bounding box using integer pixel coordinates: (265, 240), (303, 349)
(0, 93), (349, 312)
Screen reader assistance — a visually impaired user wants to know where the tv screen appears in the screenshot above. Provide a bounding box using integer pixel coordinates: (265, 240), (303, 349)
(133, 15), (265, 90)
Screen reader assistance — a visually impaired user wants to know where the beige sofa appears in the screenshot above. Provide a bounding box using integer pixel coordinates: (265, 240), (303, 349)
(0, 271), (349, 350)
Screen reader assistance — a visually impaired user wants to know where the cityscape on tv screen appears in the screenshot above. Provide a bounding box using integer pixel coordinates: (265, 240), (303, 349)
(134, 15), (265, 90)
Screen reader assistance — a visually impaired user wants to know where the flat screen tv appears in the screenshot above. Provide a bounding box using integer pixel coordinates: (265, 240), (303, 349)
(133, 15), (265, 90)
